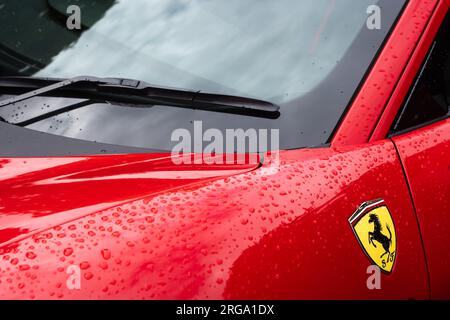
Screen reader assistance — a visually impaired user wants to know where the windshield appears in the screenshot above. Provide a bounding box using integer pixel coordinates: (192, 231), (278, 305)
(0, 0), (406, 155)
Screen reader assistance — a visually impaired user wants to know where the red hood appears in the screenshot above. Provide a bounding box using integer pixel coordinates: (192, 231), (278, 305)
(0, 153), (260, 248)
(0, 147), (350, 299)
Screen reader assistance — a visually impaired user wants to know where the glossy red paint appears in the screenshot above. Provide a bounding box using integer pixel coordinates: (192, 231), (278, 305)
(331, 0), (439, 147)
(0, 154), (260, 248)
(0, 142), (428, 299)
(392, 119), (450, 299)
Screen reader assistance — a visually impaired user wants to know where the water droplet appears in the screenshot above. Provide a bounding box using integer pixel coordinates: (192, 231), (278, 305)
(101, 249), (111, 260)
(63, 248), (73, 257)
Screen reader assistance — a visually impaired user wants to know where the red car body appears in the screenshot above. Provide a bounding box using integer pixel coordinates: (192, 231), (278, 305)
(0, 0), (449, 299)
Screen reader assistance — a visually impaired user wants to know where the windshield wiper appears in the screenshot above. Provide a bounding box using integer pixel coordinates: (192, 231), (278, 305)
(0, 76), (280, 119)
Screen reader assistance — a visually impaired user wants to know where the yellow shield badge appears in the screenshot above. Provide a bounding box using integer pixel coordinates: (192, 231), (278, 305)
(349, 199), (397, 273)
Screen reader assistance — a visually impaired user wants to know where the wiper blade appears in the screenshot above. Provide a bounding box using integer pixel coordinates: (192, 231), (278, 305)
(0, 76), (280, 119)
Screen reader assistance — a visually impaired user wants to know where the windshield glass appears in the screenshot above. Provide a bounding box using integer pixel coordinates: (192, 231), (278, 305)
(0, 0), (406, 155)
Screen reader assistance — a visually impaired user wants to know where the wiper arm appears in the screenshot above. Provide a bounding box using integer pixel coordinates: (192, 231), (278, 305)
(0, 76), (280, 119)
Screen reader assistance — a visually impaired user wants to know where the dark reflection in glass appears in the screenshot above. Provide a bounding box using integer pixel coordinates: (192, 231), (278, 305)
(0, 0), (116, 75)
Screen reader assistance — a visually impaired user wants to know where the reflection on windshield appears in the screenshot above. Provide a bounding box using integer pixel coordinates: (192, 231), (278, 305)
(4, 0), (372, 103)
(0, 0), (406, 154)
